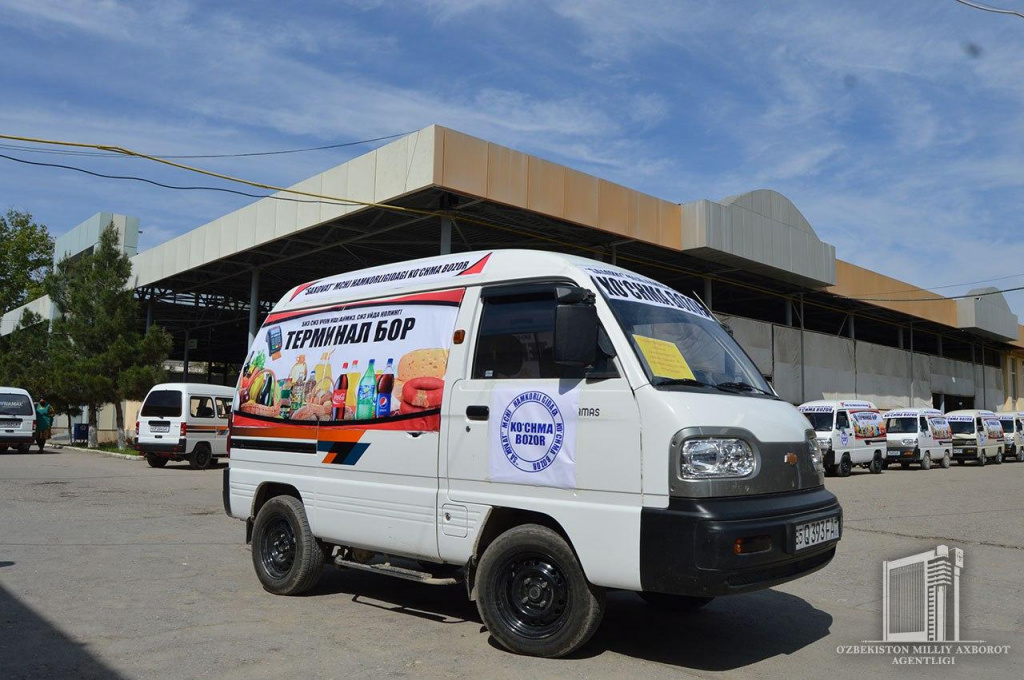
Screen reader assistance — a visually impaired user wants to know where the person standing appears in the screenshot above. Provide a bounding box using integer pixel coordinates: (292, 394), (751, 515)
(35, 397), (54, 452)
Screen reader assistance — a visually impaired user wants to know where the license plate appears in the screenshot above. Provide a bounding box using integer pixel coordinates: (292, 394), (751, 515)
(0, 420), (20, 428)
(150, 423), (170, 433)
(953, 447), (964, 454)
(794, 517), (840, 551)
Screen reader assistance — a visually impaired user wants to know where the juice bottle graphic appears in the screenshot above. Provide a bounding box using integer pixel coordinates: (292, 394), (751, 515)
(345, 360), (360, 418)
(288, 355), (308, 409)
(376, 358), (394, 418)
(332, 362), (349, 421)
(356, 359), (377, 420)
(314, 351), (334, 395)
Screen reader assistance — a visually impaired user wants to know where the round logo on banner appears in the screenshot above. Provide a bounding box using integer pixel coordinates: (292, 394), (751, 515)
(499, 391), (565, 473)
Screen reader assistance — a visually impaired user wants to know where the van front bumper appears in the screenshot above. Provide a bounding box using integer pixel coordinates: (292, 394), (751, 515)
(886, 445), (920, 461)
(639, 487), (841, 597)
(951, 446), (979, 461)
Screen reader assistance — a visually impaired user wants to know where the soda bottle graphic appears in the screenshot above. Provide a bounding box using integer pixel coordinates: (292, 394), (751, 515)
(356, 359), (377, 420)
(376, 358), (394, 418)
(332, 362), (349, 421)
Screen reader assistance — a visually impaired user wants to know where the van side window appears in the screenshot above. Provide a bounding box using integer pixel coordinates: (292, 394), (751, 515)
(919, 417), (929, 432)
(191, 396), (215, 419)
(473, 296), (561, 380)
(835, 411), (850, 429)
(976, 418), (983, 431)
(215, 398), (231, 419)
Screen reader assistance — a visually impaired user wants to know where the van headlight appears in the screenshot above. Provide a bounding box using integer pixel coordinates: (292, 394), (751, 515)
(679, 438), (755, 478)
(902, 438), (916, 446)
(805, 432), (824, 472)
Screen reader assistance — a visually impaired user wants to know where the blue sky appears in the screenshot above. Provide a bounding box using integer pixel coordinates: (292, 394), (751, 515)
(1, 0), (1023, 315)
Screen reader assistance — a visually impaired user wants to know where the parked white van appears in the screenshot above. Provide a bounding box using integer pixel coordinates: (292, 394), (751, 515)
(881, 408), (953, 470)
(946, 409), (1005, 466)
(0, 387), (35, 454)
(994, 412), (1024, 461)
(136, 383), (234, 469)
(798, 400), (886, 477)
(223, 250), (841, 658)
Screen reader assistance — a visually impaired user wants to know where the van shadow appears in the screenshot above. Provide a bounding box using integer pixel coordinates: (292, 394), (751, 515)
(0, 583), (128, 679)
(310, 569), (832, 670)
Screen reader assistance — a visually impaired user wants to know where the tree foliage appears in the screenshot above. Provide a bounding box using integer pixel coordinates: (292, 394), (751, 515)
(0, 209), (53, 314)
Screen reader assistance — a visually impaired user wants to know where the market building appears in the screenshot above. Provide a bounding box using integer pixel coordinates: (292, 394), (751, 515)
(4, 125), (1022, 441)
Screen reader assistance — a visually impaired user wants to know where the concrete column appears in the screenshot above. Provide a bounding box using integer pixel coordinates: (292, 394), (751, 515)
(981, 345), (986, 409)
(440, 217), (452, 255)
(145, 299), (153, 331)
(703, 277), (713, 311)
(784, 299), (793, 326)
(183, 330), (190, 382)
(898, 327), (904, 349)
(799, 294), (806, 403)
(937, 335), (943, 358)
(847, 315), (855, 340)
(909, 323), (915, 404)
(610, 243), (618, 265)
(248, 268), (261, 347)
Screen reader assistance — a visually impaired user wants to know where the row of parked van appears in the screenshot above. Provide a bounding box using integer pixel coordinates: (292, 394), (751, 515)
(799, 399), (1024, 475)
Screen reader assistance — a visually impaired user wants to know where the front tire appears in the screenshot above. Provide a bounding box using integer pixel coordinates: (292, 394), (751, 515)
(837, 454), (852, 477)
(146, 454), (168, 468)
(188, 444), (212, 470)
(476, 524), (605, 658)
(921, 453), (931, 470)
(868, 453), (883, 474)
(941, 452), (951, 469)
(978, 453), (986, 467)
(994, 449), (1003, 465)
(251, 495), (324, 595)
(638, 592), (714, 612)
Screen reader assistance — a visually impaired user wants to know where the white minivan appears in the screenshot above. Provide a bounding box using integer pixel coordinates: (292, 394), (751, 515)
(799, 400), (887, 476)
(223, 250), (841, 658)
(946, 409), (1005, 466)
(136, 383), (234, 469)
(881, 408), (953, 470)
(994, 412), (1024, 461)
(0, 387), (36, 454)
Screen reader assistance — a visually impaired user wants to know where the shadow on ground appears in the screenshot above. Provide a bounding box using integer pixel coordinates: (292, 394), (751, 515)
(309, 567), (832, 670)
(0, 583), (127, 679)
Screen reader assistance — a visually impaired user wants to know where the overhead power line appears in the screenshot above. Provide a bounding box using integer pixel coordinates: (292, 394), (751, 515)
(852, 284), (1024, 303)
(954, 0), (1024, 19)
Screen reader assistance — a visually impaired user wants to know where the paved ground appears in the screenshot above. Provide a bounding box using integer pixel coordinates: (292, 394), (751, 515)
(0, 449), (1021, 679)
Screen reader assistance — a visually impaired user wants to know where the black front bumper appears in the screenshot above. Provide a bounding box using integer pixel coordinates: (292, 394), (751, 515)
(951, 447), (979, 461)
(886, 445), (920, 461)
(640, 487), (841, 597)
(137, 439), (187, 457)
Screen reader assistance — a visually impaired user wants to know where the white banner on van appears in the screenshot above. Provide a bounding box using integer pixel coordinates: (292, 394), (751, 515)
(584, 266), (712, 319)
(488, 385), (580, 489)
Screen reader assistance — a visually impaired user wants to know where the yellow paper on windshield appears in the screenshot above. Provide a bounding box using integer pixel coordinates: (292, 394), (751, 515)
(632, 334), (695, 379)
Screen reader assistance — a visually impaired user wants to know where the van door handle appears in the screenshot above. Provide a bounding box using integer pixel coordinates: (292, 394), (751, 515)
(466, 405), (489, 421)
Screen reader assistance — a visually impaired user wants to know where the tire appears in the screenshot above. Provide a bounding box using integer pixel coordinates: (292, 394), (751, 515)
(251, 495), (324, 595)
(900, 462), (910, 469)
(994, 450), (1003, 465)
(146, 454), (168, 468)
(476, 524), (605, 658)
(941, 452), (951, 469)
(957, 459), (965, 466)
(868, 453), (883, 474)
(838, 454), (852, 478)
(638, 592), (714, 612)
(921, 453), (931, 470)
(17, 443), (30, 454)
(188, 444), (213, 470)
(978, 453), (986, 467)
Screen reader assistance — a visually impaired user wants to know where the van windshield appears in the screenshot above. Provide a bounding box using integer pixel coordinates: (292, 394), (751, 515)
(999, 418), (1014, 434)
(0, 393), (33, 416)
(803, 412), (834, 432)
(141, 390), (183, 418)
(949, 420), (975, 435)
(886, 417), (918, 434)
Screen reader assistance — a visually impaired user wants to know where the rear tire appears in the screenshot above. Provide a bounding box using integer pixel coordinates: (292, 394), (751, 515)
(251, 495), (324, 595)
(476, 524), (605, 658)
(17, 443), (30, 454)
(638, 592), (714, 612)
(146, 454), (168, 468)
(838, 454), (852, 477)
(188, 444), (212, 470)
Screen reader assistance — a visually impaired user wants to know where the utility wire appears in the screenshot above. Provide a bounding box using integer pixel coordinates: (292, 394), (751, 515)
(852, 284), (1024, 303)
(0, 131), (410, 160)
(854, 270), (1024, 297)
(954, 0), (1024, 19)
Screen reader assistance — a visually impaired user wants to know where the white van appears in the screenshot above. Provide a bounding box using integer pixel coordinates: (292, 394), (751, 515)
(223, 250), (841, 658)
(798, 400), (886, 476)
(946, 409), (1005, 466)
(0, 387), (36, 454)
(881, 408), (953, 470)
(136, 383), (234, 469)
(994, 412), (1024, 461)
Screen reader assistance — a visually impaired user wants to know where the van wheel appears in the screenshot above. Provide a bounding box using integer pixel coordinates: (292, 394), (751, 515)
(251, 495), (324, 595)
(978, 453), (986, 467)
(994, 450), (1003, 465)
(920, 453), (931, 470)
(638, 592), (714, 612)
(188, 444), (212, 470)
(146, 454), (168, 468)
(476, 524), (605, 658)
(941, 452), (951, 469)
(837, 454), (852, 477)
(868, 453), (883, 474)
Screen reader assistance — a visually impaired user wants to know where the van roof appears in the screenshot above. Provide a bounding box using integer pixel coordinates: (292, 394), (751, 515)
(994, 412), (1024, 418)
(0, 386), (31, 397)
(148, 383), (235, 396)
(882, 408), (943, 418)
(798, 399), (877, 410)
(271, 249), (641, 313)
(945, 409), (996, 417)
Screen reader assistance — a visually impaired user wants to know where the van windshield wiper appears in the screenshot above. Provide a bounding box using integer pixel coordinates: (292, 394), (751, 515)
(651, 377), (717, 389)
(716, 381), (776, 396)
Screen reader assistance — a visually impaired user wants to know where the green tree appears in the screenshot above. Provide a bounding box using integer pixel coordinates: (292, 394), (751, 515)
(45, 222), (171, 448)
(0, 209), (53, 314)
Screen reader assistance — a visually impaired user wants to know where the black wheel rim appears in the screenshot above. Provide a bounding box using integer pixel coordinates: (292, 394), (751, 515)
(494, 551), (571, 640)
(197, 449), (211, 467)
(259, 514), (296, 580)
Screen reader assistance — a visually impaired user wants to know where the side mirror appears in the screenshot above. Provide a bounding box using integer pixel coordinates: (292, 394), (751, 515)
(554, 302), (598, 367)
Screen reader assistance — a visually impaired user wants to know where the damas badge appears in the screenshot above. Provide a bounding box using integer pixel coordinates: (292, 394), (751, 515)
(489, 385), (579, 489)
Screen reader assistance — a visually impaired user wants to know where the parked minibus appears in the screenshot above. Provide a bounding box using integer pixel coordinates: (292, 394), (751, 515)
(946, 409), (1005, 466)
(798, 400), (886, 476)
(994, 412), (1024, 461)
(136, 383), (234, 469)
(881, 408), (952, 470)
(0, 386), (36, 454)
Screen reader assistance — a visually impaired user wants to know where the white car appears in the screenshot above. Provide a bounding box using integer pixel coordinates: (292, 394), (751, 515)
(0, 386), (36, 454)
(946, 409), (1005, 466)
(799, 399), (887, 476)
(994, 412), (1024, 462)
(881, 408), (952, 470)
(136, 383), (234, 469)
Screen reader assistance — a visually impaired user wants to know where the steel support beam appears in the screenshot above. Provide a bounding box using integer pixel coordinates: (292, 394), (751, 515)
(248, 268), (261, 347)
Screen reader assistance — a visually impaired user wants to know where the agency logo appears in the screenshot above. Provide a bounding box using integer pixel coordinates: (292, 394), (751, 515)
(498, 391), (565, 474)
(837, 545), (1010, 666)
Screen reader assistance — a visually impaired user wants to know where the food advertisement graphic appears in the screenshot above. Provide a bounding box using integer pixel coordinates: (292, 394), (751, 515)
(236, 288), (463, 432)
(850, 410), (886, 439)
(929, 418), (952, 441)
(488, 384), (580, 489)
(983, 418), (1004, 441)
